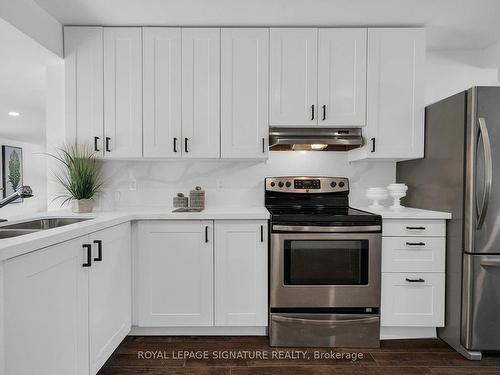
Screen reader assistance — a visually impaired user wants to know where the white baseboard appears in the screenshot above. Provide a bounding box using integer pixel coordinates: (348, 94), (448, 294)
(129, 326), (268, 336)
(381, 326), (437, 340)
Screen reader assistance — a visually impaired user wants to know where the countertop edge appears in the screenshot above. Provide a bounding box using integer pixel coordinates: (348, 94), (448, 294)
(353, 206), (452, 220)
(0, 209), (270, 261)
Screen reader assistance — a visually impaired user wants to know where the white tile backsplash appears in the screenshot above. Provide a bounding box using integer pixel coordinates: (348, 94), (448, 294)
(98, 151), (396, 210)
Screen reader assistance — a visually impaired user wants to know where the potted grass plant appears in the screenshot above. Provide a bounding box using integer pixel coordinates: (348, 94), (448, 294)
(48, 144), (103, 213)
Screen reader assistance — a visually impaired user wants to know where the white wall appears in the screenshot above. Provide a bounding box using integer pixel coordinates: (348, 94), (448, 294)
(97, 153), (395, 210)
(0, 138), (47, 218)
(0, 0), (63, 57)
(425, 49), (498, 105)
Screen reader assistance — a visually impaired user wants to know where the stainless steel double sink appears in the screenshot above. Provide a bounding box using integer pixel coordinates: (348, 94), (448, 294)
(0, 218), (92, 239)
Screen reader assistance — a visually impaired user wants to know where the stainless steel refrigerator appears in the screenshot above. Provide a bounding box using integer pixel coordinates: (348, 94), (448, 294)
(397, 86), (500, 360)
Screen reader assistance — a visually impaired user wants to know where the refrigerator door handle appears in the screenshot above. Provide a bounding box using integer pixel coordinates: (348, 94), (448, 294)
(480, 259), (500, 267)
(476, 117), (492, 230)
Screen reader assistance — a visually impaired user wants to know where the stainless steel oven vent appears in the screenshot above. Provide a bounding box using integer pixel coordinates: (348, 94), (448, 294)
(269, 127), (363, 151)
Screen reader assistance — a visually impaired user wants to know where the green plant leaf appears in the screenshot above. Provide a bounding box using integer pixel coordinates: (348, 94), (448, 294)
(44, 143), (103, 205)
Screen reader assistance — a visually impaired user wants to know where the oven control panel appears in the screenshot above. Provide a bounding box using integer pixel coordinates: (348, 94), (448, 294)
(265, 177), (349, 193)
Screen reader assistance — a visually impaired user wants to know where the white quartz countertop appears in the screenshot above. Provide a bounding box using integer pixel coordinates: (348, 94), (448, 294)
(354, 206), (452, 220)
(0, 207), (270, 261)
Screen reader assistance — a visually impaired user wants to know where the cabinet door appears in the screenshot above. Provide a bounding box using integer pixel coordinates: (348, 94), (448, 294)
(318, 28), (366, 127)
(182, 28), (220, 158)
(143, 28), (182, 158)
(64, 27), (104, 155)
(4, 237), (89, 375)
(137, 221), (214, 326)
(381, 272), (445, 327)
(221, 28), (269, 158)
(270, 28), (318, 126)
(349, 28), (425, 161)
(89, 223), (131, 374)
(215, 221), (268, 326)
(103, 27), (143, 158)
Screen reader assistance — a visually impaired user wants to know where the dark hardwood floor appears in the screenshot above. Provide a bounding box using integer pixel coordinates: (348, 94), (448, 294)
(98, 336), (500, 374)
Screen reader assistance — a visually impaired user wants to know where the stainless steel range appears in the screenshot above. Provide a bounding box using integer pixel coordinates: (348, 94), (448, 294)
(265, 176), (382, 348)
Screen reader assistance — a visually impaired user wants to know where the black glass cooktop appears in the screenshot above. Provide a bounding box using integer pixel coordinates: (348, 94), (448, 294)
(267, 206), (381, 225)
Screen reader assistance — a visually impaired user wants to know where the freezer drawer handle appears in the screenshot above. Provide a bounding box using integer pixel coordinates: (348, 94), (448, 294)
(406, 242), (426, 246)
(405, 278), (425, 283)
(406, 226), (426, 230)
(273, 315), (379, 326)
(480, 259), (500, 267)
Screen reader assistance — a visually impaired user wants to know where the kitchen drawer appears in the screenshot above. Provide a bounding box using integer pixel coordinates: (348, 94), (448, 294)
(381, 272), (445, 327)
(383, 219), (445, 237)
(382, 237), (445, 273)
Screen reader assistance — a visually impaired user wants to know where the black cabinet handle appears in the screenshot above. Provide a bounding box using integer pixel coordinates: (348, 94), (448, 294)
(405, 278), (425, 283)
(406, 226), (426, 230)
(322, 105), (326, 121)
(94, 136), (100, 152)
(82, 244), (92, 267)
(173, 137), (178, 153)
(260, 225), (264, 242)
(184, 138), (189, 153)
(262, 138), (265, 153)
(311, 105), (315, 120)
(205, 226), (209, 243)
(371, 137), (376, 153)
(93, 240), (103, 261)
(105, 137), (111, 152)
(406, 242), (426, 246)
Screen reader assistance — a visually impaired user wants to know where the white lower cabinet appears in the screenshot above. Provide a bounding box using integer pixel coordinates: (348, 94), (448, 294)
(3, 223), (131, 375)
(381, 272), (445, 327)
(89, 223), (132, 374)
(381, 218), (446, 335)
(215, 221), (267, 326)
(4, 237), (89, 375)
(136, 220), (268, 328)
(137, 221), (214, 326)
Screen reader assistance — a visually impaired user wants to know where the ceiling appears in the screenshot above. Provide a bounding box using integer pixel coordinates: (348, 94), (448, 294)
(0, 18), (60, 144)
(33, 0), (500, 50)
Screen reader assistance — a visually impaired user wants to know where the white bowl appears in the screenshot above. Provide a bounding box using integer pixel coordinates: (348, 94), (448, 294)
(366, 188), (388, 209)
(388, 185), (408, 209)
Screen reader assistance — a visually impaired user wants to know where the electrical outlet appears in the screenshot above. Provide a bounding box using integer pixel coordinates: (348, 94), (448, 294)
(129, 178), (137, 191)
(216, 178), (223, 190)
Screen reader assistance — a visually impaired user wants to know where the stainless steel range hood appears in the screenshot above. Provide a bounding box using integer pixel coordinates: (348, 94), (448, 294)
(269, 127), (363, 151)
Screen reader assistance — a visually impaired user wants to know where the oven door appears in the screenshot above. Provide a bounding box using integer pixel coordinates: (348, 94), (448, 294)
(271, 230), (381, 308)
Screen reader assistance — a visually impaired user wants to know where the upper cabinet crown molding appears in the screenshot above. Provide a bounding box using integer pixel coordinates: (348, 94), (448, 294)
(142, 27), (182, 158)
(103, 27), (143, 158)
(181, 28), (221, 158)
(348, 28), (425, 162)
(221, 28), (269, 159)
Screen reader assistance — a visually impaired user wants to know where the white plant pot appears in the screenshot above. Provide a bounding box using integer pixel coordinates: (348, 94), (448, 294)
(72, 198), (94, 213)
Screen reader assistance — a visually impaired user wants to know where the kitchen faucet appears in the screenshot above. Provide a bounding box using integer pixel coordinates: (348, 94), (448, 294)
(0, 186), (33, 222)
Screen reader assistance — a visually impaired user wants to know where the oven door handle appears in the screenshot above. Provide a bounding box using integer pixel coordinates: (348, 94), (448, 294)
(272, 314), (379, 326)
(272, 225), (381, 233)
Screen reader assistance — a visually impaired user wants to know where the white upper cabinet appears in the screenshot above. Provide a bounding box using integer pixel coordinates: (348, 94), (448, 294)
(137, 221), (214, 327)
(182, 28), (221, 158)
(215, 221), (268, 326)
(270, 28), (318, 126)
(143, 28), (182, 158)
(318, 29), (367, 126)
(103, 27), (143, 158)
(64, 27), (104, 155)
(349, 28), (425, 161)
(221, 28), (269, 158)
